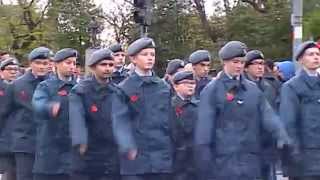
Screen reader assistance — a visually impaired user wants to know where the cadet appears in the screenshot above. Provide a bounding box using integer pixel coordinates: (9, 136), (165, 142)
(171, 71), (198, 180)
(244, 50), (279, 180)
(194, 41), (291, 180)
(245, 50), (278, 110)
(188, 50), (211, 99)
(280, 41), (320, 180)
(8, 47), (52, 180)
(0, 58), (19, 180)
(164, 59), (185, 84)
(112, 37), (173, 180)
(163, 59), (185, 94)
(109, 43), (128, 84)
(0, 58), (19, 83)
(32, 48), (78, 180)
(69, 48), (120, 180)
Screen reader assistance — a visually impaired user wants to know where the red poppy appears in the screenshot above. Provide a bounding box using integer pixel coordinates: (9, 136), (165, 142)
(175, 106), (183, 116)
(0, 90), (4, 96)
(130, 95), (139, 102)
(58, 90), (68, 96)
(226, 92), (234, 102)
(90, 104), (98, 113)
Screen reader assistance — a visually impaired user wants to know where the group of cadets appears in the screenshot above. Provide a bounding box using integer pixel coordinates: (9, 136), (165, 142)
(0, 37), (320, 180)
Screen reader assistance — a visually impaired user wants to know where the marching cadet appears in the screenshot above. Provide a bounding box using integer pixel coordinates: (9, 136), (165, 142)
(32, 48), (78, 180)
(188, 50), (211, 99)
(280, 41), (320, 180)
(8, 47), (52, 180)
(194, 41), (291, 180)
(112, 37), (173, 180)
(171, 71), (198, 180)
(69, 48), (120, 180)
(109, 43), (128, 84)
(244, 50), (279, 180)
(0, 58), (19, 180)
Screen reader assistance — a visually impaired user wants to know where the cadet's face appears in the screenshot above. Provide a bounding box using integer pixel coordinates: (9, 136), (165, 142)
(300, 47), (320, 71)
(113, 52), (126, 69)
(174, 79), (196, 97)
(193, 61), (210, 78)
(131, 48), (155, 71)
(56, 57), (76, 77)
(1, 64), (19, 81)
(245, 59), (265, 78)
(30, 59), (50, 77)
(92, 59), (114, 79)
(223, 58), (245, 76)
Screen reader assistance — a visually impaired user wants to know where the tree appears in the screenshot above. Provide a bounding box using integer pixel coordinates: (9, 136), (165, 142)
(0, 0), (52, 60)
(99, 0), (134, 44)
(45, 0), (100, 64)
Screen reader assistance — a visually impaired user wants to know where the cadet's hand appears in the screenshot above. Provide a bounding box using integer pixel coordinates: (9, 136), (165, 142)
(127, 149), (138, 160)
(79, 144), (87, 156)
(51, 102), (60, 118)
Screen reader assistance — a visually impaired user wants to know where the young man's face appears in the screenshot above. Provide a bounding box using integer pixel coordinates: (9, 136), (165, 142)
(131, 48), (155, 72)
(193, 61), (210, 78)
(174, 79), (196, 97)
(30, 59), (50, 77)
(223, 57), (245, 77)
(113, 51), (126, 69)
(91, 59), (115, 79)
(245, 59), (265, 79)
(1, 64), (19, 81)
(56, 57), (77, 77)
(300, 47), (320, 71)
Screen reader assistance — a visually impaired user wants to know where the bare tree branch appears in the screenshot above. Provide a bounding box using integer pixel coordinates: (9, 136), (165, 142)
(35, 0), (52, 26)
(193, 0), (219, 42)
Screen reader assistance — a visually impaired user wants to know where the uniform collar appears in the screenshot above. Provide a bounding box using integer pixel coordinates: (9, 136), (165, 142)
(51, 74), (76, 88)
(220, 71), (247, 92)
(131, 71), (161, 86)
(300, 69), (320, 88)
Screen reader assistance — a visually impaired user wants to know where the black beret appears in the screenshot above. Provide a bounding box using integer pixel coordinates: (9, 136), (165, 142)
(109, 43), (124, 53)
(218, 41), (247, 61)
(28, 47), (53, 61)
(165, 59), (185, 75)
(127, 37), (155, 56)
(0, 58), (19, 70)
(189, 50), (211, 64)
(88, 49), (113, 66)
(294, 41), (318, 61)
(53, 48), (78, 62)
(173, 71), (194, 84)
